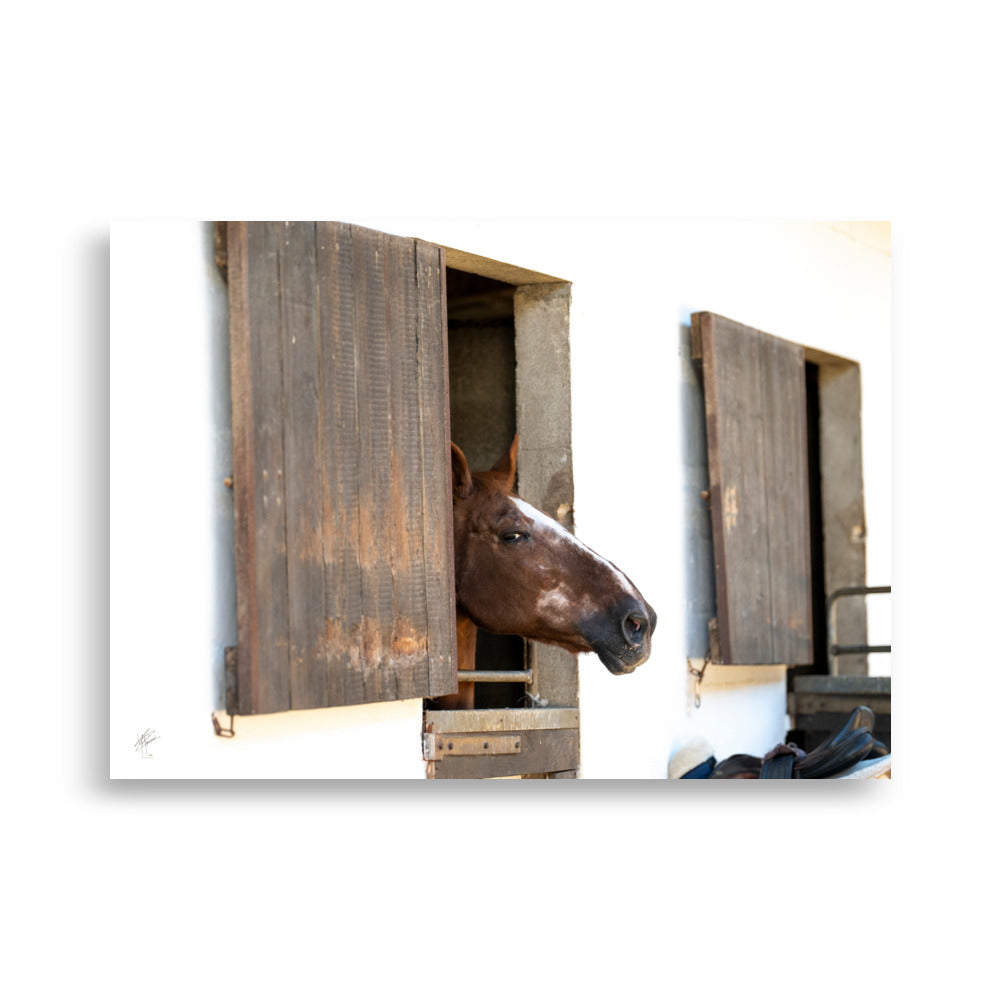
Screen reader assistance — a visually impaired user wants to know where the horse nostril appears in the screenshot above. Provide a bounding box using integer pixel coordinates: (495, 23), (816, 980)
(622, 611), (647, 646)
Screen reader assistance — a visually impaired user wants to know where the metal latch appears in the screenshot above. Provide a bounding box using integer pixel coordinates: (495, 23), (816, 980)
(422, 733), (522, 761)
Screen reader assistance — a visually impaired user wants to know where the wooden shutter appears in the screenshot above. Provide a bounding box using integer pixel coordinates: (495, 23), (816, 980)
(227, 221), (457, 713)
(691, 312), (813, 665)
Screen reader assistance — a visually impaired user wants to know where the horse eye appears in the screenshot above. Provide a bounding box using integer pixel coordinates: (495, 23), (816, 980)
(501, 531), (529, 544)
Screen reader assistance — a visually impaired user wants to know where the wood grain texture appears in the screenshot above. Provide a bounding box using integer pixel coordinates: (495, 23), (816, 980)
(695, 311), (813, 665)
(228, 222), (457, 712)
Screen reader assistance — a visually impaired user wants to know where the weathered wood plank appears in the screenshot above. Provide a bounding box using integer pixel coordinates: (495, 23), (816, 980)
(246, 222), (290, 712)
(794, 675), (890, 695)
(424, 708), (580, 732)
(384, 235), (428, 700)
(279, 222), (328, 710)
(317, 221), (359, 707)
(817, 362), (869, 675)
(419, 242), (458, 698)
(700, 313), (764, 662)
(352, 227), (396, 703)
(789, 693), (891, 716)
(226, 222), (258, 715)
(514, 282), (578, 708)
(759, 328), (812, 664)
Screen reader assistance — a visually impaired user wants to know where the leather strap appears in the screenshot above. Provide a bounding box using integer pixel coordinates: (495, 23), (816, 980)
(760, 743), (803, 779)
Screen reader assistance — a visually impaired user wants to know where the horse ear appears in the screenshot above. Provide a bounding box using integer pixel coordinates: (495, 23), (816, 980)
(490, 435), (519, 493)
(451, 442), (474, 500)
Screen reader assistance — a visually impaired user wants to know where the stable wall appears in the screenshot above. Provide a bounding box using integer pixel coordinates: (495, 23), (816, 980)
(111, 222), (425, 778)
(110, 220), (890, 779)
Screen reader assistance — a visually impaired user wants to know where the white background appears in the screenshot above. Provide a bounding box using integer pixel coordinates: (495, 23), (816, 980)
(5, 2), (997, 998)
(110, 218), (891, 780)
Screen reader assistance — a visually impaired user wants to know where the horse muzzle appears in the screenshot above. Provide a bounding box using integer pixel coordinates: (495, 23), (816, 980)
(588, 600), (657, 675)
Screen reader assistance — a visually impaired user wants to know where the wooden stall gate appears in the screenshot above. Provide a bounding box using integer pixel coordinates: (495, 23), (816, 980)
(423, 708), (580, 779)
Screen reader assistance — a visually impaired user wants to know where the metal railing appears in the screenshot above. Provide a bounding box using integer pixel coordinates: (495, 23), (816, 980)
(827, 585), (891, 664)
(456, 670), (533, 684)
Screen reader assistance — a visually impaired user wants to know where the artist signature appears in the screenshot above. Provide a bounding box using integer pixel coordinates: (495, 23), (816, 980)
(134, 728), (160, 758)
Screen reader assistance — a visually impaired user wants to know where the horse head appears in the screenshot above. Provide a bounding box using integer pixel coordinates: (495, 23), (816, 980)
(451, 437), (656, 676)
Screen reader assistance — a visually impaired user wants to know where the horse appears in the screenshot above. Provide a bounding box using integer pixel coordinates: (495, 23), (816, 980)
(433, 436), (656, 710)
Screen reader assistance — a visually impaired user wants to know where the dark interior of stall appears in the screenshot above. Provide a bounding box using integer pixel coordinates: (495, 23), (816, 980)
(446, 268), (529, 709)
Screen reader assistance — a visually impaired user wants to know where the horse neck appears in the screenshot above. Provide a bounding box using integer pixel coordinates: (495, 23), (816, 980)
(456, 610), (478, 673)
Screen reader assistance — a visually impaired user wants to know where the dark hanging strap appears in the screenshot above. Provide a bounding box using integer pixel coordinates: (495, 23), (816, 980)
(760, 743), (805, 779)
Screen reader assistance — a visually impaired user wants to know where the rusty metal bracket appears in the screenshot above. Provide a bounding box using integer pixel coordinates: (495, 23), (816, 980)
(687, 648), (711, 709)
(422, 733), (521, 761)
(212, 712), (235, 738)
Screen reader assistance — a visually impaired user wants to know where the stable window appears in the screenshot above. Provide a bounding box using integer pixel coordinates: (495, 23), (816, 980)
(220, 221), (580, 776)
(424, 246), (579, 778)
(691, 311), (870, 670)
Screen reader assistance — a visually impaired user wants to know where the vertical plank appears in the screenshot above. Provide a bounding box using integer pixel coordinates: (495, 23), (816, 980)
(815, 361), (867, 675)
(759, 330), (812, 663)
(514, 282), (578, 708)
(701, 313), (769, 663)
(417, 242), (458, 698)
(384, 236), (429, 700)
(317, 221), (360, 707)
(732, 322), (773, 663)
(246, 222), (291, 711)
(278, 221), (328, 709)
(352, 226), (396, 702)
(226, 221), (259, 715)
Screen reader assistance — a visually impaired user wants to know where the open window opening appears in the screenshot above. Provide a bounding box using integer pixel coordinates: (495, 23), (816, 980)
(423, 248), (578, 778)
(445, 268), (528, 710)
(790, 349), (891, 751)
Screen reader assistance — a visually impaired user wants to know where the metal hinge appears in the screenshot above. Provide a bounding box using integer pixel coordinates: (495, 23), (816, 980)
(707, 617), (721, 665)
(224, 646), (239, 716)
(214, 222), (228, 282)
(422, 733), (522, 761)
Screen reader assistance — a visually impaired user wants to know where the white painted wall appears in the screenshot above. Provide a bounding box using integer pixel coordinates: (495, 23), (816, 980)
(111, 220), (890, 779)
(110, 222), (424, 778)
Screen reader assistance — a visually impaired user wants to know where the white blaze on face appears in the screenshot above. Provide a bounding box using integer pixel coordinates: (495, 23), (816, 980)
(537, 582), (587, 619)
(510, 497), (637, 616)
